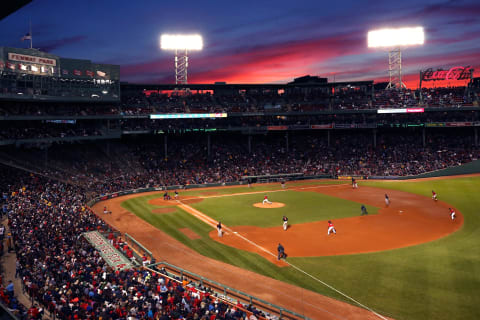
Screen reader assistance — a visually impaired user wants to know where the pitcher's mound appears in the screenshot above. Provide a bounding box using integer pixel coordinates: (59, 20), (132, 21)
(253, 202), (285, 208)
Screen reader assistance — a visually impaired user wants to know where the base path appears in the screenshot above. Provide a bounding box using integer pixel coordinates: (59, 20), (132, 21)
(211, 185), (463, 258)
(93, 187), (393, 320)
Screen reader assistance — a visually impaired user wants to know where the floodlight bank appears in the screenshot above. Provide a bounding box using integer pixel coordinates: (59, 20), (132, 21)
(160, 34), (203, 50)
(368, 27), (424, 48)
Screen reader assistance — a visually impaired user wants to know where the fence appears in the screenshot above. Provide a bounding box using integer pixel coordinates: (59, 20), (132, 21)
(125, 232), (153, 263)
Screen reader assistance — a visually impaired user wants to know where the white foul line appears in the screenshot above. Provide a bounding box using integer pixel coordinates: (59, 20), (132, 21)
(181, 183), (349, 201)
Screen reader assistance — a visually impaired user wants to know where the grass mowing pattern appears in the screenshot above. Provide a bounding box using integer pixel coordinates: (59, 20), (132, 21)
(122, 178), (480, 320)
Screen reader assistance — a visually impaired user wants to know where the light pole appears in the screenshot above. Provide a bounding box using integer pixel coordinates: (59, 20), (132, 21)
(368, 27), (424, 89)
(160, 34), (203, 85)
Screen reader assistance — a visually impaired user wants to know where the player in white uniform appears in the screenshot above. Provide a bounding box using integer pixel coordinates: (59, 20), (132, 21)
(385, 194), (390, 206)
(282, 216), (288, 231)
(432, 190), (437, 201)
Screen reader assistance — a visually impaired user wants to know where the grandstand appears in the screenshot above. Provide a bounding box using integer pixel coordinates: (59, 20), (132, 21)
(0, 43), (479, 320)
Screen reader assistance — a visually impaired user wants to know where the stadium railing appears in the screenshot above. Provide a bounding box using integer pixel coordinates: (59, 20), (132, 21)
(147, 260), (311, 320)
(0, 302), (21, 320)
(125, 232), (153, 261)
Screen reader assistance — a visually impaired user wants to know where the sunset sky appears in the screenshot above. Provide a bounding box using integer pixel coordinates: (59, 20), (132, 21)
(1, 0), (479, 88)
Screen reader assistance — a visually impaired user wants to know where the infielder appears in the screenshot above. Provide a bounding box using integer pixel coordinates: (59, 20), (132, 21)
(327, 220), (336, 235)
(263, 195), (272, 205)
(432, 190), (437, 201)
(282, 215), (288, 231)
(385, 194), (390, 206)
(217, 221), (223, 237)
(361, 204), (368, 216)
(449, 208), (456, 220)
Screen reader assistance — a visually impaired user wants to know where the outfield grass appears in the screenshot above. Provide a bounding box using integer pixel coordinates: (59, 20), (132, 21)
(175, 179), (345, 197)
(122, 177), (480, 320)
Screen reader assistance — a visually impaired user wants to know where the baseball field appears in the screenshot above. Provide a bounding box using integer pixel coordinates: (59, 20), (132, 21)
(93, 175), (480, 320)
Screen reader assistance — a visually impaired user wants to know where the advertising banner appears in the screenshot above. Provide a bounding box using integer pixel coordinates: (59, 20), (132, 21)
(421, 66), (472, 81)
(445, 122), (472, 127)
(311, 124), (333, 129)
(8, 52), (56, 66)
(267, 125), (288, 131)
(334, 123), (356, 129)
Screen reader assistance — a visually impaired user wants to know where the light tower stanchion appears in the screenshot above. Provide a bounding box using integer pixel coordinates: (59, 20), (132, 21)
(386, 48), (406, 90)
(174, 49), (188, 85)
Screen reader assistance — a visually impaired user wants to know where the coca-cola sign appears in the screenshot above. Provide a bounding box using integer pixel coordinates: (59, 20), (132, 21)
(421, 66), (472, 81)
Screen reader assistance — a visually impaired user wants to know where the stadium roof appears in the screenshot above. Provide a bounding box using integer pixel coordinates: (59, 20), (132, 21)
(120, 80), (374, 91)
(1, 1), (32, 20)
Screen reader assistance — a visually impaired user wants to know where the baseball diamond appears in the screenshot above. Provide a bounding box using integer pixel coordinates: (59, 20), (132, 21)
(90, 176), (471, 319)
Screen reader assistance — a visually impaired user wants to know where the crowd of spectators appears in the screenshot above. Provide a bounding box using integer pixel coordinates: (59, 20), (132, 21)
(3, 109), (480, 143)
(0, 102), (119, 117)
(1, 130), (478, 197)
(0, 166), (273, 319)
(0, 123), (103, 140)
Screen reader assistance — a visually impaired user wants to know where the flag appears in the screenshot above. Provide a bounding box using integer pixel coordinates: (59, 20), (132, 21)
(21, 33), (32, 41)
(73, 70), (82, 76)
(96, 70), (106, 77)
(6, 62), (15, 70)
(62, 69), (69, 75)
(85, 70), (94, 76)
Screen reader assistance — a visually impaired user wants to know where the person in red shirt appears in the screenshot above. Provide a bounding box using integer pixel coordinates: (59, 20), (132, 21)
(327, 220), (336, 235)
(262, 195), (272, 205)
(432, 190), (438, 201)
(449, 208), (456, 220)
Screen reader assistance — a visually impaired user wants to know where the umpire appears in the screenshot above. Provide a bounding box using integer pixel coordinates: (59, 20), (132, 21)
(277, 243), (286, 260)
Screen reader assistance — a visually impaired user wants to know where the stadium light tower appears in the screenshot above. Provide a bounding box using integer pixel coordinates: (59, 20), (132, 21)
(160, 34), (203, 85)
(368, 27), (424, 89)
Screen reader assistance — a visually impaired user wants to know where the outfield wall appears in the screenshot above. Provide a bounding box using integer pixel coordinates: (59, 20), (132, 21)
(369, 159), (480, 180)
(86, 174), (332, 207)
